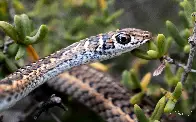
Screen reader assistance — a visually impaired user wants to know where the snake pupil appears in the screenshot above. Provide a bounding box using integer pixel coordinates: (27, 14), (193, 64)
(116, 34), (131, 45)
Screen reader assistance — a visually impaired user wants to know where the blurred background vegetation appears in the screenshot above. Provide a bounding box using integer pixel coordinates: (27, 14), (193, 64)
(0, 0), (196, 122)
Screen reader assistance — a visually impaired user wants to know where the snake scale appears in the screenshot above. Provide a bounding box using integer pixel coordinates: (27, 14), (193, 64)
(0, 28), (152, 121)
(47, 65), (153, 122)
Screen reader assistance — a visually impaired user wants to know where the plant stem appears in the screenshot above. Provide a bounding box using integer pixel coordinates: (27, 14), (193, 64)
(26, 45), (40, 61)
(181, 15), (196, 83)
(164, 56), (196, 73)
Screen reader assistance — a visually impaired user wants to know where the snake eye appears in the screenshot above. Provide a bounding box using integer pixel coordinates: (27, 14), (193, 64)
(115, 34), (131, 45)
(144, 34), (150, 39)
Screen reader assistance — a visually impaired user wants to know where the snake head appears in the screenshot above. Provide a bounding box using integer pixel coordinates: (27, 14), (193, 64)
(95, 28), (152, 56)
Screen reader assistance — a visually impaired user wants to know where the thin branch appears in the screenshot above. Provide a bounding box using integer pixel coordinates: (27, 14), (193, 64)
(1, 38), (14, 53)
(0, 36), (14, 53)
(34, 94), (67, 120)
(163, 56), (196, 73)
(181, 14), (196, 83)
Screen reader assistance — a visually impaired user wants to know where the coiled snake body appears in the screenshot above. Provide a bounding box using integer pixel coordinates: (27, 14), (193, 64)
(0, 28), (152, 120)
(48, 65), (150, 122)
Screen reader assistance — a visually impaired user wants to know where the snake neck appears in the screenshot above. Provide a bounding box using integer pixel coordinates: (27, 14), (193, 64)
(0, 39), (104, 110)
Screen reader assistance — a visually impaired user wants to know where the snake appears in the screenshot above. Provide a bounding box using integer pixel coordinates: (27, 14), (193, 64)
(0, 28), (152, 118)
(47, 65), (153, 122)
(0, 65), (153, 122)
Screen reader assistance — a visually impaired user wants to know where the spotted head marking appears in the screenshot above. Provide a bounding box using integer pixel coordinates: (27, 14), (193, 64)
(94, 28), (152, 56)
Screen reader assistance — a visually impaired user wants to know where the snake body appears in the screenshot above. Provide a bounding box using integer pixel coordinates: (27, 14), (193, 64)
(48, 65), (153, 122)
(0, 28), (152, 112)
(48, 65), (135, 122)
(0, 65), (152, 122)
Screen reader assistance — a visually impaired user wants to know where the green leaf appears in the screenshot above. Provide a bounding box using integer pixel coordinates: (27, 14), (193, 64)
(20, 14), (32, 36)
(180, 0), (194, 24)
(0, 52), (5, 62)
(154, 120), (160, 122)
(164, 82), (182, 113)
(184, 44), (190, 53)
(130, 69), (141, 89)
(164, 37), (173, 53)
(147, 41), (157, 51)
(130, 92), (144, 104)
(7, 43), (18, 56)
(0, 21), (19, 42)
(121, 70), (132, 90)
(14, 15), (24, 40)
(131, 49), (153, 60)
(134, 104), (149, 122)
(24, 25), (48, 45)
(14, 15), (27, 40)
(172, 82), (182, 100)
(15, 45), (26, 60)
(166, 20), (185, 47)
(150, 96), (166, 121)
(181, 28), (191, 39)
(176, 68), (184, 81)
(157, 34), (166, 57)
(5, 58), (17, 72)
(164, 99), (176, 113)
(179, 11), (190, 28)
(147, 50), (159, 59)
(14, 14), (32, 43)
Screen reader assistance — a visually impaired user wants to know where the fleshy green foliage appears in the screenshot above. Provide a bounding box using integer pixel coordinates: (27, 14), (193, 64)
(0, 21), (19, 41)
(0, 1), (122, 76)
(121, 68), (152, 105)
(132, 34), (169, 60)
(162, 82), (183, 113)
(24, 25), (48, 45)
(0, 0), (196, 122)
(132, 49), (153, 60)
(150, 96), (166, 121)
(166, 0), (196, 53)
(160, 1), (196, 118)
(130, 92), (144, 105)
(121, 69), (143, 91)
(24, 0), (123, 56)
(0, 0), (123, 122)
(166, 20), (186, 47)
(134, 97), (166, 122)
(127, 0), (196, 121)
(0, 14), (48, 60)
(134, 104), (149, 122)
(164, 64), (184, 86)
